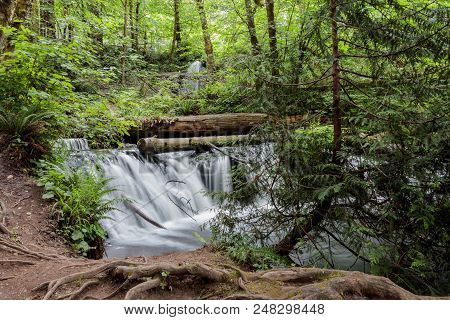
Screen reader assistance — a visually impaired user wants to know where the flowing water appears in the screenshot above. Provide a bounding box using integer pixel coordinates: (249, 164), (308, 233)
(180, 60), (205, 93)
(62, 141), (231, 258)
(61, 139), (368, 271)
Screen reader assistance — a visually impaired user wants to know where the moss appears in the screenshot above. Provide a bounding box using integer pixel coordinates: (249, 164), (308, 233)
(247, 279), (285, 298)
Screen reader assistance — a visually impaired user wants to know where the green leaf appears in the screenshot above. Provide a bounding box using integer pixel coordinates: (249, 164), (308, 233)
(42, 192), (55, 199)
(75, 241), (91, 253)
(71, 230), (84, 241)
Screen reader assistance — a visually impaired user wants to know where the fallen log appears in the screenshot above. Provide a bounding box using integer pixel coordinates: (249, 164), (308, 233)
(138, 135), (249, 153)
(138, 113), (304, 138)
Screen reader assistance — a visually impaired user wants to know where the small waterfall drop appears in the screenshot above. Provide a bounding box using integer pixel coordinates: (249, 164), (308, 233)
(181, 60), (205, 93)
(56, 138), (90, 151)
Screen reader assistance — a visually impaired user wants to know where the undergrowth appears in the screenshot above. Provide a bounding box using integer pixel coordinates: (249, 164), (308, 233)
(35, 151), (116, 258)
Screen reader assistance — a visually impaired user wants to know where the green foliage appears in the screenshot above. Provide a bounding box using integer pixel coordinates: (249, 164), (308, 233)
(0, 27), (134, 152)
(0, 106), (54, 159)
(212, 230), (290, 270)
(35, 152), (116, 256)
(64, 94), (135, 148)
(0, 0), (448, 296)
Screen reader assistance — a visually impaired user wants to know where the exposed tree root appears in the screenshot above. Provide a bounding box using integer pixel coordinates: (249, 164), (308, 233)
(0, 259), (36, 265)
(125, 278), (161, 300)
(0, 236), (60, 260)
(0, 200), (11, 236)
(12, 195), (32, 208)
(31, 261), (433, 300)
(0, 276), (15, 282)
(57, 279), (101, 300)
(0, 224), (11, 236)
(35, 260), (137, 300)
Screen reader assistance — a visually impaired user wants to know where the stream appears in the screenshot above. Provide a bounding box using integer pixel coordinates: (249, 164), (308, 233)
(61, 138), (369, 272)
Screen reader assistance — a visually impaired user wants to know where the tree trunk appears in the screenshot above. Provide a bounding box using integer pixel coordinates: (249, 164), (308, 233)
(129, 0), (134, 48)
(244, 0), (260, 56)
(0, 0), (32, 51)
(12, 0), (32, 28)
(169, 0), (182, 58)
(195, 0), (215, 71)
(330, 0), (341, 163)
(122, 0), (129, 85)
(264, 0), (278, 76)
(40, 0), (55, 38)
(274, 200), (331, 255)
(133, 0), (140, 50)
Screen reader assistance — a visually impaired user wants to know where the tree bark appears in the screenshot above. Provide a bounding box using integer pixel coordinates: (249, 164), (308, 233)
(138, 113), (304, 138)
(169, 0), (182, 58)
(12, 0), (32, 29)
(133, 0), (140, 50)
(40, 0), (55, 38)
(122, 0), (129, 85)
(264, 0), (278, 76)
(330, 0), (341, 163)
(274, 200), (331, 255)
(129, 0), (134, 48)
(195, 0), (215, 71)
(0, 0), (31, 51)
(138, 135), (249, 153)
(244, 0), (260, 56)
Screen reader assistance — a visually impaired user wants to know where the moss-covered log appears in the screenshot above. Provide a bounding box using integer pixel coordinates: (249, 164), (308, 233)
(137, 113), (304, 138)
(138, 135), (248, 153)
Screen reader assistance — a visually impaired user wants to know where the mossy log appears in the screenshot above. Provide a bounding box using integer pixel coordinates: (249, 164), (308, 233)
(138, 135), (248, 153)
(138, 113), (304, 138)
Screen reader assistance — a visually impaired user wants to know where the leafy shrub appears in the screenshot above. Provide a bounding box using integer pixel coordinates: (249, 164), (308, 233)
(0, 106), (54, 160)
(0, 28), (133, 153)
(212, 229), (290, 270)
(35, 152), (116, 258)
(64, 94), (135, 148)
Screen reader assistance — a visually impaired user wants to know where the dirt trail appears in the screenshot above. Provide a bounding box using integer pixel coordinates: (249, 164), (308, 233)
(0, 151), (440, 300)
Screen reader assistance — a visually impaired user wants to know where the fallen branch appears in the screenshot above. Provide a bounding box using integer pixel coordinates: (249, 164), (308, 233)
(138, 135), (249, 153)
(123, 201), (167, 230)
(206, 142), (248, 164)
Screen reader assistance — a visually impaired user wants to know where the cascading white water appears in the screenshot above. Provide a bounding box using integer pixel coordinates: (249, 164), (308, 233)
(181, 60), (205, 93)
(59, 139), (368, 271)
(55, 138), (90, 151)
(101, 150), (231, 257)
(58, 139), (232, 257)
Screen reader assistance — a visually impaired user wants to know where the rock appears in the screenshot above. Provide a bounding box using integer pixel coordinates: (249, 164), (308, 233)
(7, 175), (13, 180)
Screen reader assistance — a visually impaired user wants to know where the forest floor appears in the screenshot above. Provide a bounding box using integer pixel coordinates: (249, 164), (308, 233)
(0, 150), (440, 300)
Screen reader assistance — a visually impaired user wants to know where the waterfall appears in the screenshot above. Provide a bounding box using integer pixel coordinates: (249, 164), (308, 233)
(181, 60), (205, 93)
(58, 139), (232, 258)
(55, 138), (90, 151)
(58, 138), (368, 271)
